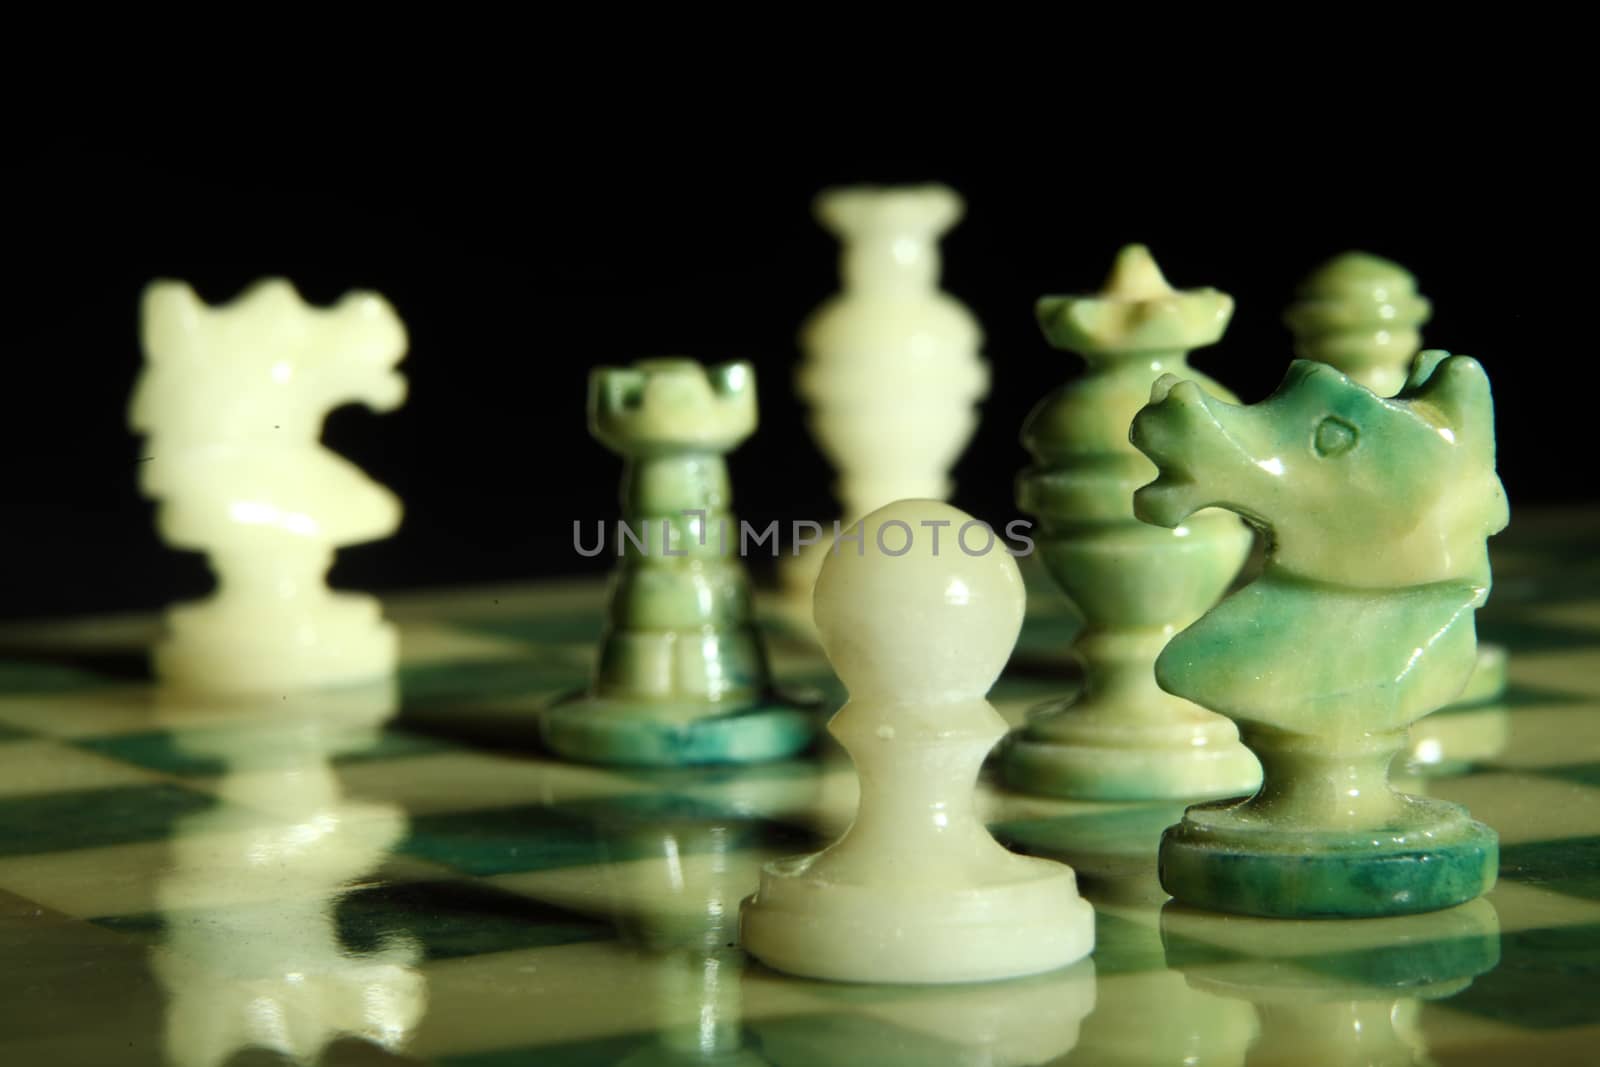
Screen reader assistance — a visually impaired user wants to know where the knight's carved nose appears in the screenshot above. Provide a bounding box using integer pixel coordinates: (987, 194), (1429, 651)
(1131, 376), (1211, 464)
(1148, 373), (1182, 405)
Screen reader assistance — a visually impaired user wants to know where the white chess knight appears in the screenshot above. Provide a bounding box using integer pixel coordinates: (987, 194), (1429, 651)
(132, 278), (408, 692)
(782, 184), (989, 599)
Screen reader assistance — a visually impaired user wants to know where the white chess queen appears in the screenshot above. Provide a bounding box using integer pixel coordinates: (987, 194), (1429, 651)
(783, 185), (989, 600)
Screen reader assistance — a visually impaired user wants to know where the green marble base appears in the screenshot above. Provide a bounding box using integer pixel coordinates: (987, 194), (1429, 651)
(1159, 794), (1498, 918)
(540, 691), (820, 767)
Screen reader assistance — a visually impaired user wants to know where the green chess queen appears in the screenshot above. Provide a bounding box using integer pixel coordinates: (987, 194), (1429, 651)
(999, 246), (1261, 801)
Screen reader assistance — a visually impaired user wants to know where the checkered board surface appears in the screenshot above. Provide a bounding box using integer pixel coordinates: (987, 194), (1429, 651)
(1, 511), (1598, 1066)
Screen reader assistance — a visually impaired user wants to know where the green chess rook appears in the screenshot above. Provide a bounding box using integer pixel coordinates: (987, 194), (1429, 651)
(1132, 348), (1507, 918)
(541, 358), (819, 766)
(1287, 252), (1507, 712)
(998, 245), (1261, 801)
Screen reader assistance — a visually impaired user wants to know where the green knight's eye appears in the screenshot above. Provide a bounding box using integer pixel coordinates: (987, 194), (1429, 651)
(1313, 416), (1358, 457)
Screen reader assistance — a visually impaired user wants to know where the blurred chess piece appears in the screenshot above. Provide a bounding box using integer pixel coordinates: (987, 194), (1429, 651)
(576, 769), (823, 1066)
(150, 683), (425, 1067)
(1286, 252), (1508, 710)
(1284, 252), (1432, 397)
(1161, 898), (1500, 1067)
(992, 811), (1257, 1066)
(133, 279), (408, 693)
(1398, 697), (1510, 790)
(1069, 908), (1256, 1067)
(780, 184), (988, 609)
(998, 246), (1260, 802)
(752, 962), (1096, 1067)
(606, 814), (766, 1067)
(543, 358), (819, 766)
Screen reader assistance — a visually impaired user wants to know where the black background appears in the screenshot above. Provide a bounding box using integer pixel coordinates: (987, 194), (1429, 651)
(9, 116), (1584, 619)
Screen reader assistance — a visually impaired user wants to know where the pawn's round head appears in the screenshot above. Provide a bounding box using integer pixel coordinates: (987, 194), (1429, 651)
(813, 499), (1025, 704)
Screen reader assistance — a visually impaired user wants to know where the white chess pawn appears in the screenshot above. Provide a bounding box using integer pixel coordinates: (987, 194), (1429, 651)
(781, 185), (989, 602)
(132, 279), (408, 693)
(742, 499), (1094, 984)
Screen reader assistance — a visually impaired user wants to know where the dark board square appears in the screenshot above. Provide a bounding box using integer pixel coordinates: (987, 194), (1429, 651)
(994, 802), (1186, 862)
(1537, 763), (1600, 788)
(1498, 836), (1600, 901)
(1477, 618), (1600, 654)
(333, 729), (459, 766)
(91, 877), (613, 965)
(746, 1011), (977, 1067)
(556, 792), (825, 864)
(1500, 681), (1596, 711)
(1299, 931), (1500, 990)
(0, 657), (142, 696)
(0, 904), (165, 1049)
(439, 1013), (962, 1067)
(398, 657), (591, 706)
(87, 911), (164, 938)
(73, 725), (453, 778)
(0, 783), (218, 858)
(1157, 918), (1258, 973)
(1089, 910), (1178, 977)
(336, 879), (613, 960)
(438, 1031), (675, 1067)
(399, 804), (609, 877)
(449, 614), (605, 649)
(400, 798), (819, 879)
(195, 1038), (414, 1066)
(1439, 922), (1600, 1028)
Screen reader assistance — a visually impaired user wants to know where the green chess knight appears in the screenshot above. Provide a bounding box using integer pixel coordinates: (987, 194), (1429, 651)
(1132, 349), (1508, 918)
(541, 358), (819, 766)
(999, 245), (1262, 801)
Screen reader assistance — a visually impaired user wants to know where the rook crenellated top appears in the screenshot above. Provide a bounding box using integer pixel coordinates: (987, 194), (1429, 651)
(589, 358), (757, 455)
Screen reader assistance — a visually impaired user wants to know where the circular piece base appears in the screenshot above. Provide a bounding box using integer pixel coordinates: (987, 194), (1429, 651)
(740, 856), (1094, 985)
(1159, 795), (1498, 918)
(540, 691), (820, 767)
(156, 612), (397, 695)
(998, 733), (1262, 801)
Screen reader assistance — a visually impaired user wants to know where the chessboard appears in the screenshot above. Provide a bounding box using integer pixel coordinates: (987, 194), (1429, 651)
(0, 510), (1596, 1066)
